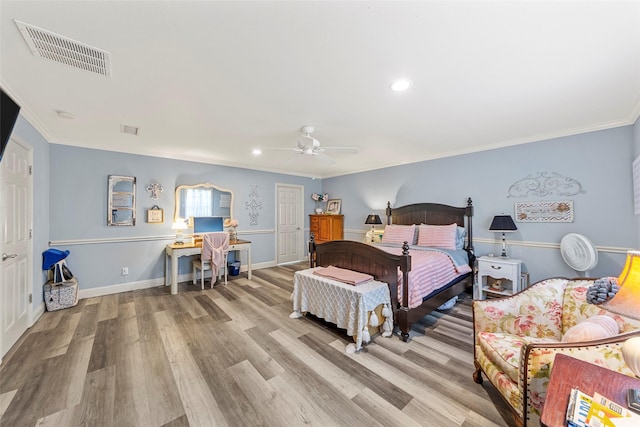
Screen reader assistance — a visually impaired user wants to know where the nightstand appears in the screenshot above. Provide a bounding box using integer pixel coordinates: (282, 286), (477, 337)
(476, 255), (523, 299)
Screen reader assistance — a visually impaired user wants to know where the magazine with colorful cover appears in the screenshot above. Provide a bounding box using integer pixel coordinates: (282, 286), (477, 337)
(567, 388), (593, 427)
(586, 392), (639, 427)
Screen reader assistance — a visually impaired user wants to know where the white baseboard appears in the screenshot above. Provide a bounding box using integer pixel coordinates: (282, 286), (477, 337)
(76, 261), (280, 299)
(31, 302), (45, 326)
(79, 277), (166, 299)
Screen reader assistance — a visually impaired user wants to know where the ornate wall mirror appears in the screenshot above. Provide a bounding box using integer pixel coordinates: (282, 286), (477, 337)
(108, 175), (136, 226)
(174, 183), (233, 224)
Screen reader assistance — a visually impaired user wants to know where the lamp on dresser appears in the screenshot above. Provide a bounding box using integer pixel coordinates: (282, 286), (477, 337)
(489, 214), (517, 257)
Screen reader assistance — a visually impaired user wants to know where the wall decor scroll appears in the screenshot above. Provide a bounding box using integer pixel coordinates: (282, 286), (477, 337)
(515, 200), (574, 223)
(508, 171), (584, 198)
(245, 185), (263, 226)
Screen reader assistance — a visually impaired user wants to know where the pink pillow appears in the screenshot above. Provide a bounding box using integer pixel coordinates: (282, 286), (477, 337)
(562, 315), (619, 343)
(381, 224), (416, 245)
(417, 224), (457, 249)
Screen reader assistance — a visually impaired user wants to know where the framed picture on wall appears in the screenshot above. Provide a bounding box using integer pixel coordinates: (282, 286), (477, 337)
(147, 205), (164, 223)
(326, 199), (341, 214)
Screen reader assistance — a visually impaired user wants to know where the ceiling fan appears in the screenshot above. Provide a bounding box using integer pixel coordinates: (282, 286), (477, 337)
(266, 125), (359, 165)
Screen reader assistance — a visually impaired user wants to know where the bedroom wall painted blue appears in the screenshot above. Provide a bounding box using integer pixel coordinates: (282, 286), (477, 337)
(10, 116), (638, 307)
(323, 125), (636, 283)
(45, 144), (321, 290)
(634, 116), (640, 244)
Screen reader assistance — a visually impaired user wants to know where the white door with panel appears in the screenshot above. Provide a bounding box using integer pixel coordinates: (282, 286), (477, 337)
(276, 184), (303, 264)
(1, 138), (32, 360)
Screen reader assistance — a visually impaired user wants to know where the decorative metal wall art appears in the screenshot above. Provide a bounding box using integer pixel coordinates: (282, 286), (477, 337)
(515, 200), (574, 223)
(508, 172), (584, 198)
(245, 185), (263, 226)
(145, 180), (163, 199)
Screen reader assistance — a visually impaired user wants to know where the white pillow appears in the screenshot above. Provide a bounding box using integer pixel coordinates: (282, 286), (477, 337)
(417, 224), (457, 250)
(381, 224), (416, 245)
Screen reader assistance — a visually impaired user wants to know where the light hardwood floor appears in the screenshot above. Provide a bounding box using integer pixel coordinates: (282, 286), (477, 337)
(0, 262), (514, 427)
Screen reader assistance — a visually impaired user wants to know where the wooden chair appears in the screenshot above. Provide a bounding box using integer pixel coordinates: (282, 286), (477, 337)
(192, 232), (229, 289)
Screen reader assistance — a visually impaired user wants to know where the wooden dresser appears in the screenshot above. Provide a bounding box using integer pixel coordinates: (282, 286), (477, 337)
(309, 214), (344, 243)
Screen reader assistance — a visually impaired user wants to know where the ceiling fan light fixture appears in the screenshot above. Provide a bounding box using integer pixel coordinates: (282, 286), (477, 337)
(390, 79), (412, 92)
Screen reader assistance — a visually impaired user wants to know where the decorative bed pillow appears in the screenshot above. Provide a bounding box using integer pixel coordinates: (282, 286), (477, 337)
(381, 224), (416, 245)
(417, 223), (457, 249)
(561, 315), (619, 343)
(456, 226), (466, 250)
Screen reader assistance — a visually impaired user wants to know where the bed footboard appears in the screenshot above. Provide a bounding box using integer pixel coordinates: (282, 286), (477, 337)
(309, 237), (411, 337)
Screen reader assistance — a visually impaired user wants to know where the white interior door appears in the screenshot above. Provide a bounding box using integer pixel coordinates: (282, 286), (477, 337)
(276, 184), (303, 264)
(1, 138), (32, 360)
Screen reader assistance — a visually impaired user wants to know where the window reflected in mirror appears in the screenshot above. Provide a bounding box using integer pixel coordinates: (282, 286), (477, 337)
(174, 183), (233, 225)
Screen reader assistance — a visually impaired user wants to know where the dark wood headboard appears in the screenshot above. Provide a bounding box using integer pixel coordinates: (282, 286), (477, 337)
(385, 197), (475, 261)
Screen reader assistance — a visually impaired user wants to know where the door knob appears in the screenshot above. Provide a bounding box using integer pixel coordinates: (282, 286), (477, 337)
(2, 253), (18, 261)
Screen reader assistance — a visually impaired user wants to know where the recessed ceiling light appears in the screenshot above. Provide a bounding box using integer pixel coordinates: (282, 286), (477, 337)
(390, 79), (412, 92)
(121, 124), (139, 135)
(252, 148), (262, 155)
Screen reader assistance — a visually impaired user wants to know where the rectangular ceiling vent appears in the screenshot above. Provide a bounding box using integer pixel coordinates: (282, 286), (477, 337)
(15, 20), (111, 77)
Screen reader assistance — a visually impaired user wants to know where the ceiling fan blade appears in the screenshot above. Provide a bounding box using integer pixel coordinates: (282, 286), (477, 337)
(284, 152), (304, 164)
(320, 146), (359, 154)
(262, 147), (302, 152)
(315, 152), (336, 165)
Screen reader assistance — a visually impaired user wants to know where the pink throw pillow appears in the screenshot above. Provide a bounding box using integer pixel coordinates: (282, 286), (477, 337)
(562, 315), (619, 343)
(381, 224), (416, 245)
(417, 224), (457, 249)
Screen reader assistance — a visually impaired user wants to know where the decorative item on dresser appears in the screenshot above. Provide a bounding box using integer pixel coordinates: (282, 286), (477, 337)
(309, 214), (344, 244)
(309, 198), (475, 342)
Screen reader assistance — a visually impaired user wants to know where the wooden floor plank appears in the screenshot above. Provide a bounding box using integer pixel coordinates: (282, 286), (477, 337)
(155, 310), (228, 427)
(0, 262), (516, 427)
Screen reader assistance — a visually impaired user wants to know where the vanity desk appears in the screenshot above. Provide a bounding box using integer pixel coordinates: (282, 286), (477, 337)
(165, 239), (252, 295)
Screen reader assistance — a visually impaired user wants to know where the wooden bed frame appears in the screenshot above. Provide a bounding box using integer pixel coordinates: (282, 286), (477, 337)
(309, 198), (475, 342)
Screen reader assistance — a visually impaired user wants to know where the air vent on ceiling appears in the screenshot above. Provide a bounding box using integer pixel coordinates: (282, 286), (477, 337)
(15, 20), (111, 77)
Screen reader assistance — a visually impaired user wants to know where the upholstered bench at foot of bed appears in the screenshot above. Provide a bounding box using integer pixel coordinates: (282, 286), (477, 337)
(290, 268), (394, 353)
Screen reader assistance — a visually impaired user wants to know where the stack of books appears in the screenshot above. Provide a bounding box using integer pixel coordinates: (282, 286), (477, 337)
(566, 388), (640, 427)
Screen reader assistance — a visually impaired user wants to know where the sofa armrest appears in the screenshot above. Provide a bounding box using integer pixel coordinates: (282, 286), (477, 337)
(521, 330), (640, 423)
(473, 277), (568, 340)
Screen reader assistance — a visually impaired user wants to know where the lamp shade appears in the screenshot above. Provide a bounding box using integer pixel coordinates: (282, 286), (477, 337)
(602, 250), (640, 320)
(171, 221), (187, 230)
(365, 214), (382, 225)
(489, 215), (517, 232)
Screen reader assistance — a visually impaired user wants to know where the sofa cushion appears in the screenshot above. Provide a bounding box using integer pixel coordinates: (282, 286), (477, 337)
(477, 331), (558, 384)
(562, 315), (619, 343)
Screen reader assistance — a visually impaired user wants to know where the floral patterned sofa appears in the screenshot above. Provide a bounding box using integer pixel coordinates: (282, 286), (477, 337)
(472, 277), (640, 427)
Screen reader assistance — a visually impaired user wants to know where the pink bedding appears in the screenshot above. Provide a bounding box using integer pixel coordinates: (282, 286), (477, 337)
(313, 265), (374, 285)
(382, 247), (472, 308)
